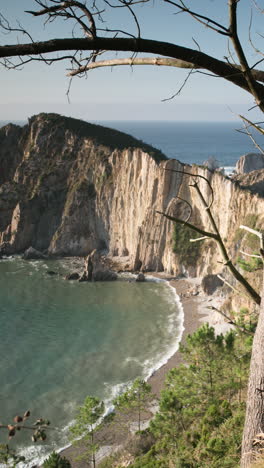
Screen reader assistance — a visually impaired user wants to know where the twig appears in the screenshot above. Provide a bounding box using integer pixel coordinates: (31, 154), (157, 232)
(240, 250), (262, 259)
(207, 305), (254, 336)
(240, 225), (264, 250)
(189, 236), (209, 242)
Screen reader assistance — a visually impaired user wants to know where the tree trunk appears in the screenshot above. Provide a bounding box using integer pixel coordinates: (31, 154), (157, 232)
(241, 275), (264, 467)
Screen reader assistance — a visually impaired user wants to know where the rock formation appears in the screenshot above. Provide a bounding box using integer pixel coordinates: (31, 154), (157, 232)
(80, 249), (117, 281)
(235, 152), (264, 174)
(1, 113), (264, 280)
(22, 246), (47, 260)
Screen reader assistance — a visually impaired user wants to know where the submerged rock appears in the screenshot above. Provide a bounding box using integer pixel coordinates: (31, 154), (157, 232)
(136, 273), (146, 282)
(65, 272), (80, 281)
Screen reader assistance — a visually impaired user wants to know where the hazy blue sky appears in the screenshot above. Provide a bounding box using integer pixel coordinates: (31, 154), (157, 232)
(0, 0), (263, 121)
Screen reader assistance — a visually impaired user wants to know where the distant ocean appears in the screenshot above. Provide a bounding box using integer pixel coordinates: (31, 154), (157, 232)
(1, 120), (263, 171)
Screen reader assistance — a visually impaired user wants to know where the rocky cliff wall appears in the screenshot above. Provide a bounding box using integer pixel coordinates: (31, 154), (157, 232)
(1, 113), (264, 280)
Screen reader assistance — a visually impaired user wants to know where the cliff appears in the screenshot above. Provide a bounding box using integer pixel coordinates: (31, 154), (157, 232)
(1, 113), (264, 283)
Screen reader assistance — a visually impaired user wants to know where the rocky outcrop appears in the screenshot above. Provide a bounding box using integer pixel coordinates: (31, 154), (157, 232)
(234, 168), (264, 196)
(1, 113), (264, 280)
(201, 274), (224, 295)
(22, 246), (47, 260)
(81, 249), (117, 281)
(235, 152), (264, 174)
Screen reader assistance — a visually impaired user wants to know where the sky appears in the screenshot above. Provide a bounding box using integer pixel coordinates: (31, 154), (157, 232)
(0, 0), (264, 122)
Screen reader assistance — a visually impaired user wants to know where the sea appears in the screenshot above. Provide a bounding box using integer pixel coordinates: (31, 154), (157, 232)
(0, 120), (262, 465)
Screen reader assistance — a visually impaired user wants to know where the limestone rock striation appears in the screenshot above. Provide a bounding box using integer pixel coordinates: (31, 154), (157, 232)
(1, 113), (264, 279)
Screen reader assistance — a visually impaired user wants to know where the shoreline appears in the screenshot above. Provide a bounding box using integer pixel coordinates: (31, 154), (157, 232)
(146, 275), (232, 396)
(61, 275), (232, 467)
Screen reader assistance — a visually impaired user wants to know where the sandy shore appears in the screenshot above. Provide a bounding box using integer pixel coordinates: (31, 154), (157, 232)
(60, 276), (231, 467)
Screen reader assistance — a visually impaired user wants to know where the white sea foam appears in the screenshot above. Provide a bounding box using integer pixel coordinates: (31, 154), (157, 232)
(141, 276), (185, 381)
(224, 166), (236, 176)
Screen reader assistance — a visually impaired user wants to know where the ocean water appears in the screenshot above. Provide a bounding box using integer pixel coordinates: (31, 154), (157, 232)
(97, 120), (264, 169)
(0, 257), (183, 465)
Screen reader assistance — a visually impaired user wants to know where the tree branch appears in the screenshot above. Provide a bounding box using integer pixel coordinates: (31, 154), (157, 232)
(229, 0), (264, 111)
(67, 56), (197, 76)
(156, 210), (217, 239)
(207, 305), (254, 336)
(240, 225), (264, 250)
(1, 37), (264, 99)
(163, 0), (230, 36)
(240, 250), (262, 259)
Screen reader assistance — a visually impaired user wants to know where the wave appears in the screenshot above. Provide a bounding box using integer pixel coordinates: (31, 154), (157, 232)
(141, 276), (185, 380)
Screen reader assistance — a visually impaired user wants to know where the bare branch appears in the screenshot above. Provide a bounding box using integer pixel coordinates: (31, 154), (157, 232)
(164, 168), (214, 209)
(240, 250), (262, 259)
(156, 210), (217, 239)
(229, 0), (264, 111)
(217, 274), (247, 297)
(238, 115), (264, 135)
(163, 0), (230, 36)
(240, 225), (264, 250)
(207, 305), (254, 336)
(171, 195), (193, 224)
(0, 34), (264, 99)
(27, 1), (97, 38)
(237, 118), (264, 155)
(189, 236), (209, 242)
(67, 56), (197, 76)
(161, 68), (195, 102)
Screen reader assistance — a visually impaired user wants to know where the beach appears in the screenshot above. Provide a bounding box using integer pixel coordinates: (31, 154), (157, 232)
(61, 276), (231, 467)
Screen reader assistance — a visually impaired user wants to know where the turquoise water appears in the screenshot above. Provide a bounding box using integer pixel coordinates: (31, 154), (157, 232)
(0, 257), (183, 464)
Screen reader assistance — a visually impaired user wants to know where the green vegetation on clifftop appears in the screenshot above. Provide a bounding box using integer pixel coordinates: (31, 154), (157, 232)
(29, 113), (168, 163)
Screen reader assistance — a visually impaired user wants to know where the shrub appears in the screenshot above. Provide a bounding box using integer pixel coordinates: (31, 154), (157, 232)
(43, 451), (71, 468)
(172, 224), (201, 265)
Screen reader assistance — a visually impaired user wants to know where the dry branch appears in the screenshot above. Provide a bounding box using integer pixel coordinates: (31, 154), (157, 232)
(240, 250), (262, 259)
(207, 305), (254, 336)
(67, 56), (197, 76)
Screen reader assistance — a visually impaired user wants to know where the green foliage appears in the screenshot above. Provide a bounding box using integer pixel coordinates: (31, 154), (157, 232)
(30, 113), (167, 162)
(114, 378), (153, 432)
(172, 224), (201, 265)
(128, 324), (251, 468)
(235, 307), (257, 335)
(43, 451), (71, 468)
(237, 254), (263, 272)
(0, 444), (26, 467)
(70, 396), (104, 466)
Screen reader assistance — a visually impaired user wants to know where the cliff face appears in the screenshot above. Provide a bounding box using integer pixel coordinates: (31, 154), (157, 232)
(1, 113), (264, 278)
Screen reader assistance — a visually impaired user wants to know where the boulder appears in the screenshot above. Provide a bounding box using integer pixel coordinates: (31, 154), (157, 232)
(65, 272), (80, 280)
(235, 153), (264, 174)
(46, 270), (57, 276)
(93, 270), (117, 281)
(201, 274), (224, 295)
(202, 156), (219, 171)
(82, 249), (117, 281)
(22, 247), (47, 260)
(136, 272), (146, 282)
